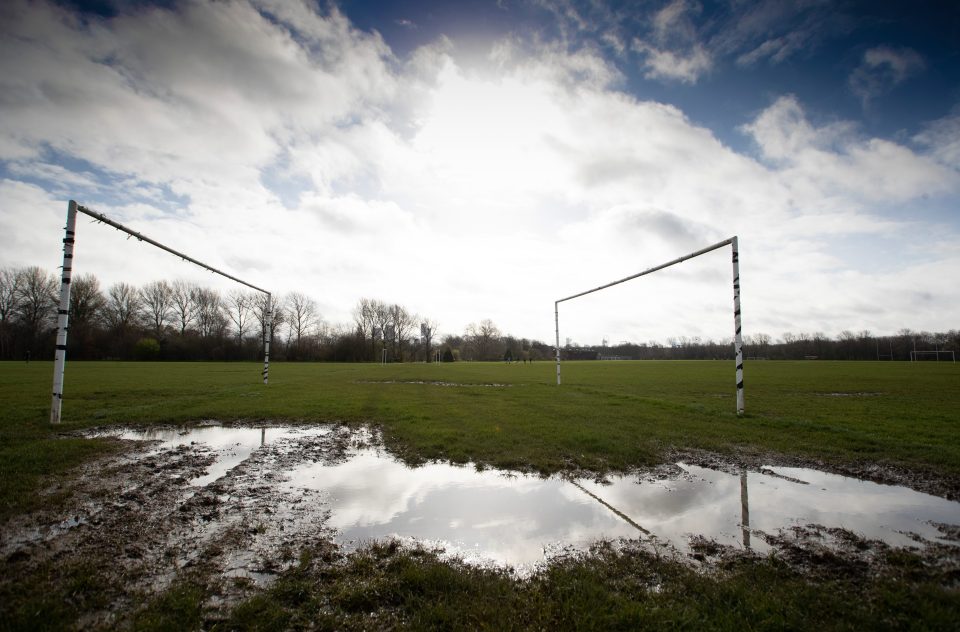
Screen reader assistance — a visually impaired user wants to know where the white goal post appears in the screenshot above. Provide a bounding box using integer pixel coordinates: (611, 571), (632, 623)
(910, 350), (956, 362)
(51, 200), (274, 424)
(554, 236), (745, 416)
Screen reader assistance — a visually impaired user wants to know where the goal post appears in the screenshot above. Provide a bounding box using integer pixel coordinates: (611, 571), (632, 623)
(910, 350), (956, 362)
(554, 236), (745, 416)
(50, 200), (274, 424)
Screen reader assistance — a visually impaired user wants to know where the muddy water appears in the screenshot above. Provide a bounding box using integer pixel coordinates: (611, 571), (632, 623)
(116, 425), (960, 568)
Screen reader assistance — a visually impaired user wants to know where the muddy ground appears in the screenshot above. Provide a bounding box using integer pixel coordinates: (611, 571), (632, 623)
(2, 421), (958, 629)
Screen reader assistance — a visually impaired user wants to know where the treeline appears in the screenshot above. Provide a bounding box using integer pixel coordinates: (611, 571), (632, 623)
(2, 265), (956, 363)
(0, 266), (555, 363)
(564, 329), (960, 362)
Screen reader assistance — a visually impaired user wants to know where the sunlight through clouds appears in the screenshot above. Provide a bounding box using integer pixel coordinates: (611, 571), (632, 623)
(1, 0), (958, 344)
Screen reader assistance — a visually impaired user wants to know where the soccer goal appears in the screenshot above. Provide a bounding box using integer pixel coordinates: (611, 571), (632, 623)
(554, 236), (744, 415)
(50, 200), (274, 424)
(910, 350), (956, 362)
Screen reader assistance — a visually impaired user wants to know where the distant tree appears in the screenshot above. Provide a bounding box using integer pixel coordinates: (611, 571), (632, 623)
(133, 337), (161, 360)
(286, 291), (318, 349)
(466, 318), (501, 361)
(352, 298), (375, 360)
(191, 287), (224, 338)
(0, 267), (22, 359)
(105, 282), (143, 335)
(69, 273), (106, 358)
(140, 280), (173, 339)
(17, 266), (59, 354)
(226, 289), (253, 343)
(170, 280), (196, 334)
(70, 273), (106, 327)
(442, 347), (455, 362)
(389, 303), (415, 361)
(420, 317), (439, 362)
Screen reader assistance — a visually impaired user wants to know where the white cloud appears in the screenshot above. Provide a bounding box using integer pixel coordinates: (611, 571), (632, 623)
(1, 1), (958, 344)
(849, 46), (925, 105)
(632, 0), (712, 84)
(742, 95), (956, 204)
(914, 110), (960, 171)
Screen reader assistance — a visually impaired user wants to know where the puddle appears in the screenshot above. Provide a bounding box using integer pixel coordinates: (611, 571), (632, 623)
(101, 425), (960, 569)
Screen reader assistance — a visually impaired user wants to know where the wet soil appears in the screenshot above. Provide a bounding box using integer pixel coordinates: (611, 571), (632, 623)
(2, 421), (958, 628)
(0, 423), (362, 628)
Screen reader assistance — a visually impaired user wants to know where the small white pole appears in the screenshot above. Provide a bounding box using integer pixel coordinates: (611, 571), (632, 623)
(731, 236), (744, 415)
(554, 301), (561, 385)
(51, 200), (78, 424)
(262, 293), (272, 385)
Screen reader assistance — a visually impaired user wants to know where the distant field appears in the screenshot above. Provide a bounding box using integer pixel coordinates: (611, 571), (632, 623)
(2, 359), (959, 518)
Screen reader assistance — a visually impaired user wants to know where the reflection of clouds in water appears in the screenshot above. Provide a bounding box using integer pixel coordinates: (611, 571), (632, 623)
(752, 467), (960, 545)
(285, 450), (643, 565)
(578, 466), (746, 549)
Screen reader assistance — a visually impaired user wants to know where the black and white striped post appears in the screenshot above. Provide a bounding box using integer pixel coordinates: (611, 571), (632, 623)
(50, 201), (78, 424)
(731, 236), (744, 415)
(262, 295), (272, 385)
(555, 236), (745, 416)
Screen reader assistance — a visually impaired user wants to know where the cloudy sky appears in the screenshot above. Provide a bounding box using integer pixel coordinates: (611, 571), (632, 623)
(1, 0), (958, 345)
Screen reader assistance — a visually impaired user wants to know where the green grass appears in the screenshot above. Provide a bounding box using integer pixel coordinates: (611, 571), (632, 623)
(213, 540), (958, 631)
(2, 359), (959, 630)
(2, 359), (959, 519)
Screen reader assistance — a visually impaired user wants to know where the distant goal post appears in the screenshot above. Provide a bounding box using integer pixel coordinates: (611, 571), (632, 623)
(554, 236), (745, 416)
(50, 200), (274, 424)
(910, 350), (956, 362)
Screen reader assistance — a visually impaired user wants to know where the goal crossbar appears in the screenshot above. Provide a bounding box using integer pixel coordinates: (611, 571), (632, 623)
(51, 200), (274, 424)
(554, 236), (744, 415)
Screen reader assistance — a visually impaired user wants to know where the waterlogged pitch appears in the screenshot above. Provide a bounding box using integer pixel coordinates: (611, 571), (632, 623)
(2, 360), (959, 629)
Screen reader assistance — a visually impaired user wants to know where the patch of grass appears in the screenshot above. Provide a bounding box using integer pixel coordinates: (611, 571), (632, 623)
(2, 360), (959, 518)
(220, 541), (960, 631)
(131, 578), (206, 632)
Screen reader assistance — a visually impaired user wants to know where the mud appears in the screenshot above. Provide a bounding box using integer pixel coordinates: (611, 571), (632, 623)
(1, 423), (359, 627)
(2, 422), (959, 628)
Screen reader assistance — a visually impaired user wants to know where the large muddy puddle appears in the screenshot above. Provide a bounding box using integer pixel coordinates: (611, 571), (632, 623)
(112, 424), (960, 568)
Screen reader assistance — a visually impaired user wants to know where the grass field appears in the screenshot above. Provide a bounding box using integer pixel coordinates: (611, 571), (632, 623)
(1, 359), (959, 629)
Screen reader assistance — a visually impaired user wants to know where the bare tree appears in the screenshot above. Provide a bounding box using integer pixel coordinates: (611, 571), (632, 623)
(389, 303), (415, 361)
(466, 318), (501, 361)
(140, 280), (173, 339)
(372, 299), (391, 357)
(420, 317), (439, 362)
(191, 287), (224, 338)
(105, 282), (143, 334)
(16, 266), (59, 352)
(171, 280), (196, 334)
(226, 289), (253, 343)
(353, 297), (377, 359)
(70, 273), (106, 328)
(286, 291), (318, 346)
(0, 267), (22, 358)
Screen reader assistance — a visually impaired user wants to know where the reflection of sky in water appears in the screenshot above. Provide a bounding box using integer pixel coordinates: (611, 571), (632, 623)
(284, 452), (642, 565)
(116, 426), (960, 568)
